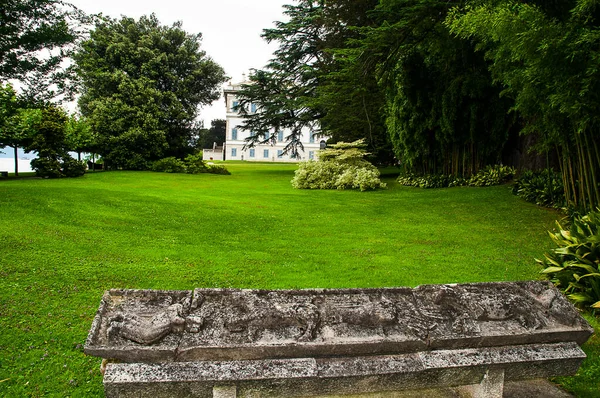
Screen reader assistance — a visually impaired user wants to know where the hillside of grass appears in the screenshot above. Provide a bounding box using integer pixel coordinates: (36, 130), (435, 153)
(0, 163), (596, 396)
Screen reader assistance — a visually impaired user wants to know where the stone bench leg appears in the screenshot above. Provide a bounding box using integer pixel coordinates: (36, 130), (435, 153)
(460, 369), (505, 398)
(213, 385), (237, 398)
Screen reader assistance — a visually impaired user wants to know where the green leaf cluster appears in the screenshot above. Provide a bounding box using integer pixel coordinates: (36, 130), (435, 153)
(539, 209), (600, 310)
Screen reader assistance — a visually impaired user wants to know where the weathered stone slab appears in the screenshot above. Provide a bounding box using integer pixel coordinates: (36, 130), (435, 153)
(84, 281), (593, 363)
(102, 342), (586, 398)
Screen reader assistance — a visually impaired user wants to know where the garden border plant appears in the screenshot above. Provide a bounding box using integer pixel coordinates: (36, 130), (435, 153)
(151, 154), (230, 175)
(397, 165), (515, 189)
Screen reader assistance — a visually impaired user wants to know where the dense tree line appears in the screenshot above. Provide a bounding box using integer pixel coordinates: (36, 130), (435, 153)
(237, 0), (600, 210)
(1, 2), (227, 175)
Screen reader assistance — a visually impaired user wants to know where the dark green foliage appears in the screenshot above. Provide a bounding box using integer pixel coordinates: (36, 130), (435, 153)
(152, 157), (187, 173)
(61, 156), (87, 177)
(207, 165), (231, 175)
(184, 154), (208, 174)
(75, 14), (227, 169)
(447, 0), (600, 211)
(30, 156), (63, 178)
(539, 209), (600, 311)
(512, 169), (565, 208)
(355, 0), (513, 175)
(195, 119), (226, 150)
(152, 155), (229, 175)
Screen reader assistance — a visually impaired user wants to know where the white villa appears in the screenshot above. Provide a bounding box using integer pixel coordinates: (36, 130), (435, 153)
(220, 79), (326, 162)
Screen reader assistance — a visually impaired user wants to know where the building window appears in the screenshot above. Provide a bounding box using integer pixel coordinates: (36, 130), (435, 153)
(232, 101), (239, 111)
(277, 150), (283, 158)
(249, 148), (255, 158)
(232, 128), (238, 140)
(251, 103), (257, 113)
(309, 151), (314, 160)
(277, 131), (283, 142)
(264, 149), (269, 158)
(231, 148), (237, 157)
(309, 132), (315, 143)
(264, 131), (270, 140)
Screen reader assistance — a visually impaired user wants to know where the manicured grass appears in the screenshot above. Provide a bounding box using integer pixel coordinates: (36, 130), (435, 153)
(0, 163), (596, 396)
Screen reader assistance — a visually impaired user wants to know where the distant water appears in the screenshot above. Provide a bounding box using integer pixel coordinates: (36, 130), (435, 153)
(0, 157), (34, 173)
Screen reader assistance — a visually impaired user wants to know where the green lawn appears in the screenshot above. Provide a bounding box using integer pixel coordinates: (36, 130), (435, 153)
(0, 163), (597, 396)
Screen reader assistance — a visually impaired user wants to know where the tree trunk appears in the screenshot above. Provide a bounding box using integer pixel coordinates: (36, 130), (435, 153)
(13, 146), (18, 177)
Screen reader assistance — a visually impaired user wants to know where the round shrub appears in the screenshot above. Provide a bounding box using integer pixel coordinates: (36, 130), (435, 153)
(62, 157), (87, 177)
(152, 157), (187, 173)
(184, 154), (208, 174)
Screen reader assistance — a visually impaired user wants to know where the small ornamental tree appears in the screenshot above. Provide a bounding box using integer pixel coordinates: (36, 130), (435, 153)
(28, 106), (86, 178)
(291, 139), (386, 191)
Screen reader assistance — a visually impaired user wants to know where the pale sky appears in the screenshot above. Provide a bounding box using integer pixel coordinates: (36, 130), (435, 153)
(67, 0), (289, 126)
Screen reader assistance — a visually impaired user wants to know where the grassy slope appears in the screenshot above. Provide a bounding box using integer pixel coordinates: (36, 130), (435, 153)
(0, 163), (596, 396)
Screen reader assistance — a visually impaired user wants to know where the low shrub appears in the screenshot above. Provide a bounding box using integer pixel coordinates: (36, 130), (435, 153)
(397, 165), (514, 189)
(467, 165), (515, 187)
(184, 154), (208, 174)
(30, 157), (62, 178)
(62, 157), (87, 177)
(152, 156), (230, 175)
(31, 155), (86, 178)
(291, 140), (386, 191)
(207, 165), (231, 175)
(512, 169), (565, 208)
(397, 173), (466, 189)
(538, 209), (600, 311)
(152, 157), (187, 173)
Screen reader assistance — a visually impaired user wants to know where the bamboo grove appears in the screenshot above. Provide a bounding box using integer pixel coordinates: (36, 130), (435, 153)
(234, 0), (600, 210)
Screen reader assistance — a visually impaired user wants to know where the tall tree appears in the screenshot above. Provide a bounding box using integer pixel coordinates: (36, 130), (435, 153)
(196, 119), (226, 150)
(75, 14), (227, 169)
(27, 105), (85, 178)
(0, 0), (87, 103)
(351, 0), (514, 175)
(65, 114), (95, 161)
(235, 0), (393, 162)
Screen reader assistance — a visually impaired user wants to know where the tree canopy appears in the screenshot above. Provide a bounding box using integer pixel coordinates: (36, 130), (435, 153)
(75, 14), (227, 169)
(0, 0), (87, 103)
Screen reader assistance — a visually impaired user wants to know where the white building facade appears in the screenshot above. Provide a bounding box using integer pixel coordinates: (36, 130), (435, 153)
(223, 81), (326, 162)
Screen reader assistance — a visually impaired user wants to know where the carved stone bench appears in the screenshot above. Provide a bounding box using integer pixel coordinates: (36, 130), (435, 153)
(84, 281), (593, 397)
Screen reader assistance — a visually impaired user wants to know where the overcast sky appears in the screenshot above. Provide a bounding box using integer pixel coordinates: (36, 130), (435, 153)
(67, 0), (289, 126)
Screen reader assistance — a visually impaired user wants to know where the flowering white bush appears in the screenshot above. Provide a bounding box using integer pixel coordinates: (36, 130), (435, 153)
(291, 140), (386, 191)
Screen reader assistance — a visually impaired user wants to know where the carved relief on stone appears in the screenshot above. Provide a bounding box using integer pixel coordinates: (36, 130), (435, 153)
(102, 290), (192, 346)
(86, 282), (592, 361)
